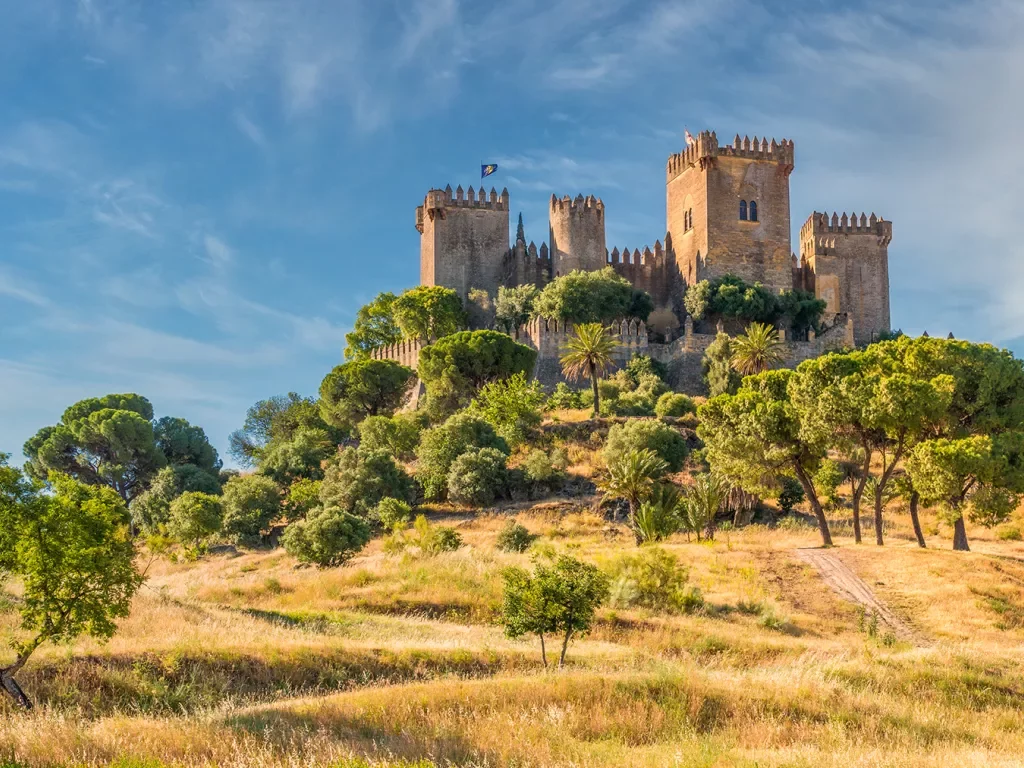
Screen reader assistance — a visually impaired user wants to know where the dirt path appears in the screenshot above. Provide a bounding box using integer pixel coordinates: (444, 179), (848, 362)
(795, 548), (917, 641)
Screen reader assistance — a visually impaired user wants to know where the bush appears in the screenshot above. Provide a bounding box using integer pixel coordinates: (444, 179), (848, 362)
(546, 382), (584, 410)
(285, 478), (322, 518)
(814, 459), (844, 510)
(604, 419), (689, 472)
(606, 547), (703, 614)
(130, 465), (221, 534)
(167, 492), (223, 547)
(471, 372), (546, 446)
(375, 497), (413, 531)
(522, 448), (568, 488)
(409, 514), (462, 555)
(777, 476), (805, 513)
(495, 520), (537, 553)
(448, 447), (508, 507)
(320, 447), (415, 517)
(702, 333), (742, 397)
(416, 412), (509, 501)
(625, 355), (668, 385)
(221, 474), (282, 545)
(997, 525), (1023, 541)
(357, 413), (422, 461)
(281, 505), (371, 567)
(533, 267), (652, 325)
(655, 392), (696, 418)
(633, 484), (682, 543)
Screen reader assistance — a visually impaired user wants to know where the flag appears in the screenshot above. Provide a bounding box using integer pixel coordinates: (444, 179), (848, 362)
(684, 129), (695, 147)
(481, 164), (498, 179)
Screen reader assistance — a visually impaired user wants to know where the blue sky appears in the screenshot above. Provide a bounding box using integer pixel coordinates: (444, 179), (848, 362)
(1, 0), (1022, 464)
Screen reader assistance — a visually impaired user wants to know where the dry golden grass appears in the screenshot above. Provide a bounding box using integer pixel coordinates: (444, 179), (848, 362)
(2, 503), (1024, 767)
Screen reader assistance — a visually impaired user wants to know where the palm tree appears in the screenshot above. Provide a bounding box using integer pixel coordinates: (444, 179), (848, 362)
(730, 322), (785, 376)
(600, 449), (667, 542)
(560, 323), (617, 417)
(681, 473), (729, 541)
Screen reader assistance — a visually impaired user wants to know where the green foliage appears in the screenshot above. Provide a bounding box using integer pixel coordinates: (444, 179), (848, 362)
(319, 447), (416, 518)
(285, 478), (322, 518)
(777, 476), (805, 513)
(501, 554), (610, 667)
(220, 475), (281, 546)
(600, 449), (668, 543)
(778, 289), (828, 335)
(356, 413), (422, 461)
(607, 547), (703, 614)
(344, 291), (403, 360)
(318, 359), (415, 429)
(522, 448), (567, 488)
(129, 465), (221, 534)
(681, 473), (729, 541)
(604, 419), (689, 472)
(415, 412), (509, 501)
(814, 459), (845, 510)
(229, 393), (344, 470)
(447, 447), (508, 507)
(560, 323), (619, 416)
(634, 483), (682, 543)
(534, 267), (652, 325)
(392, 514), (463, 555)
(702, 332), (742, 397)
(419, 330), (538, 419)
(546, 383), (585, 410)
(152, 416), (221, 474)
(731, 322), (786, 376)
(624, 354), (668, 385)
(392, 285), (467, 342)
(684, 275), (825, 333)
(374, 497), (413, 531)
(0, 459), (143, 707)
(494, 284), (538, 333)
(167, 492), (223, 548)
(281, 505), (371, 567)
(470, 372), (546, 446)
(495, 520), (538, 553)
(655, 392), (696, 418)
(24, 393), (166, 503)
(257, 427), (336, 485)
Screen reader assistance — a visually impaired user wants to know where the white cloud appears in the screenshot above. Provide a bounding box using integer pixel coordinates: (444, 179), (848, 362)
(233, 110), (267, 148)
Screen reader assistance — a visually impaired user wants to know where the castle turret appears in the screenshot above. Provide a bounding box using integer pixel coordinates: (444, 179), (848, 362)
(548, 194), (607, 277)
(800, 211), (892, 346)
(666, 130), (795, 295)
(417, 185), (510, 300)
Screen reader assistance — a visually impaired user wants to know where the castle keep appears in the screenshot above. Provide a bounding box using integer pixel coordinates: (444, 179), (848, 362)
(395, 130), (892, 389)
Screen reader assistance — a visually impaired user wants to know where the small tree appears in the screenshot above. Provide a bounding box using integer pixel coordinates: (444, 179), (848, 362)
(560, 323), (617, 417)
(600, 449), (668, 541)
(344, 291), (403, 360)
(282, 505), (371, 567)
(604, 418), (689, 473)
(392, 285), (467, 342)
(167, 491), (223, 548)
(447, 447), (508, 507)
(0, 460), (143, 708)
(415, 412), (509, 501)
(494, 284), (538, 334)
(318, 359), (415, 429)
(319, 447), (416, 517)
(221, 474), (282, 546)
(633, 483), (683, 543)
(501, 554), (610, 667)
(702, 332), (742, 397)
(471, 372), (546, 446)
(682, 473), (729, 541)
(731, 322), (786, 376)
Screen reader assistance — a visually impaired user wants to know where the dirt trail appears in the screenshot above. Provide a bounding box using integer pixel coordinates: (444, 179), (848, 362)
(795, 548), (917, 641)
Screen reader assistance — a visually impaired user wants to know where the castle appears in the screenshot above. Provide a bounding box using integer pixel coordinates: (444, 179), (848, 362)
(381, 130), (893, 391)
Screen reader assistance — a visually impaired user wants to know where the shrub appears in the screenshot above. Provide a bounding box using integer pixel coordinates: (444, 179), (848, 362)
(416, 412), (509, 501)
(608, 391), (656, 417)
(625, 354), (668, 385)
(496, 520), (538, 553)
(777, 476), (805, 513)
(285, 477), (322, 518)
(606, 547), (703, 614)
(604, 419), (689, 472)
(471, 372), (546, 446)
(221, 475), (282, 545)
(997, 525), (1023, 541)
(702, 332), (742, 397)
(521, 448), (568, 489)
(130, 464), (221, 534)
(281, 505), (371, 567)
(633, 484), (682, 543)
(814, 459), (844, 510)
(448, 447), (508, 507)
(320, 447), (415, 517)
(375, 497), (413, 531)
(410, 514), (462, 554)
(546, 382), (584, 410)
(655, 392), (696, 418)
(680, 473), (729, 542)
(533, 267), (652, 324)
(167, 492), (223, 547)
(357, 413), (422, 460)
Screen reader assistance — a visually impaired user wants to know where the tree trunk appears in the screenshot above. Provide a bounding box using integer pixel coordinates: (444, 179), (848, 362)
(589, 361), (600, 418)
(909, 490), (926, 549)
(952, 515), (970, 552)
(0, 652), (34, 710)
(538, 633), (548, 668)
(851, 490), (863, 544)
(874, 484), (885, 546)
(794, 463), (833, 548)
(559, 628), (573, 667)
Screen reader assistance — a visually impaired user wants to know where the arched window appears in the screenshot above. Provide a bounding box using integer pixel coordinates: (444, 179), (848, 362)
(749, 201), (758, 222)
(688, 208), (694, 230)
(739, 200), (747, 220)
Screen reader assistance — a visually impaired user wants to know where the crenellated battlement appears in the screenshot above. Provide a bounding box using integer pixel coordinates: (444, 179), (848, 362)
(550, 193), (605, 216)
(666, 130), (795, 182)
(802, 211), (893, 251)
(607, 240), (664, 268)
(416, 185), (510, 233)
(370, 338), (425, 370)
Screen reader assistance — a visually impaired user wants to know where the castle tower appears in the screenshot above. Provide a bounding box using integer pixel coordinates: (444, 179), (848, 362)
(416, 185), (510, 300)
(549, 194), (607, 277)
(666, 131), (795, 295)
(800, 212), (892, 346)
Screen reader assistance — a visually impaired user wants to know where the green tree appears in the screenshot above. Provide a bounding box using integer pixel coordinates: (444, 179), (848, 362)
(281, 505), (371, 567)
(501, 555), (609, 667)
(356, 413), (422, 461)
(167, 492), (223, 548)
(681, 473), (729, 541)
(152, 416), (221, 475)
(229, 393), (343, 468)
(318, 359), (415, 429)
(494, 284), (538, 333)
(560, 323), (617, 417)
(419, 330), (537, 419)
(447, 447), (508, 507)
(633, 483), (683, 543)
(416, 412), (509, 501)
(698, 370), (834, 547)
(603, 418), (689, 473)
(221, 474), (282, 546)
(23, 393), (166, 504)
(129, 464), (221, 534)
(392, 285), (467, 342)
(0, 459), (143, 709)
(319, 447), (416, 517)
(344, 291), (403, 360)
(778, 289), (828, 336)
(600, 448), (668, 542)
(534, 267), (652, 324)
(731, 322), (786, 376)
(257, 427), (336, 484)
(470, 371), (546, 446)
(702, 332), (742, 397)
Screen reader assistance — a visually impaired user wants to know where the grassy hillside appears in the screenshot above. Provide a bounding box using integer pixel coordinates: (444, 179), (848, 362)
(2, 502), (1024, 767)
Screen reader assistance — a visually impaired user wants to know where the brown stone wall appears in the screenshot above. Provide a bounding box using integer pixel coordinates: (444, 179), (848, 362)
(666, 155), (709, 290)
(549, 195), (607, 277)
(418, 186), (510, 300)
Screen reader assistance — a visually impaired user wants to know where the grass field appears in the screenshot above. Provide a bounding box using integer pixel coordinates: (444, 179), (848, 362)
(2, 502), (1024, 767)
